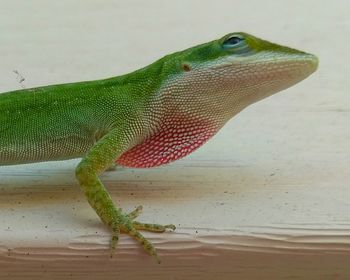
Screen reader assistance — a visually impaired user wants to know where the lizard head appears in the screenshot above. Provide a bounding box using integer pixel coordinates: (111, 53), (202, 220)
(118, 33), (318, 168)
(157, 32), (318, 121)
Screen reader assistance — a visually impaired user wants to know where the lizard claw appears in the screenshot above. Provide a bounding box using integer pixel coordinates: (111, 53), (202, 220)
(126, 205), (143, 220)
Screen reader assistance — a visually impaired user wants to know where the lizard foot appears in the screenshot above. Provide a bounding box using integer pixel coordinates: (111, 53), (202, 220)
(110, 205), (176, 263)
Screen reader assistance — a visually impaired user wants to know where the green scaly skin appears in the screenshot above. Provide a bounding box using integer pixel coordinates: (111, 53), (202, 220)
(0, 33), (318, 262)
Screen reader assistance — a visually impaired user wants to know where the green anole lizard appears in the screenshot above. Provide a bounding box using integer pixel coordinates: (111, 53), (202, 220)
(0, 32), (318, 262)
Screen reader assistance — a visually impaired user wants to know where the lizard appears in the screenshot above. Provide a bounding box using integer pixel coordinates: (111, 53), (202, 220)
(0, 32), (318, 263)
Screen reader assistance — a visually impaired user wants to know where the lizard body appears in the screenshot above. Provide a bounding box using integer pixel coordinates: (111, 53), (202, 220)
(0, 33), (318, 262)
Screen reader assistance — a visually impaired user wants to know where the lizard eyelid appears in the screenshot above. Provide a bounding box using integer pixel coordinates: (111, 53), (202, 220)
(222, 35), (245, 49)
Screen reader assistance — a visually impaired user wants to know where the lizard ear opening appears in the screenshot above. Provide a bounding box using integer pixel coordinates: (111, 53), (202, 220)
(182, 63), (191, 72)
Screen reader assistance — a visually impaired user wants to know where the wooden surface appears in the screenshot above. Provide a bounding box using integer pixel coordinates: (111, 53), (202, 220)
(0, 1), (349, 279)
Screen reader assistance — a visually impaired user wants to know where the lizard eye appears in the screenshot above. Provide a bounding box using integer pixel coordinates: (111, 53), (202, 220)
(222, 35), (244, 49)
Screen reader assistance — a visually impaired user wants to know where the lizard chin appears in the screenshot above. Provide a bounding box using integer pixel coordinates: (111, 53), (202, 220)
(207, 52), (319, 114)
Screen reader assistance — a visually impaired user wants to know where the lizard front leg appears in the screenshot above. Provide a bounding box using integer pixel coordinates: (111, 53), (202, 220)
(75, 128), (175, 263)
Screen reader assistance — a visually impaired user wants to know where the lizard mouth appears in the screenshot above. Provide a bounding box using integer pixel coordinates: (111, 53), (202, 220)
(254, 54), (318, 93)
(222, 52), (318, 92)
(220, 52), (318, 77)
(194, 52), (318, 113)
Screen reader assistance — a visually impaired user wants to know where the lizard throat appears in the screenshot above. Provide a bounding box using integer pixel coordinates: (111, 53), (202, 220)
(117, 115), (220, 168)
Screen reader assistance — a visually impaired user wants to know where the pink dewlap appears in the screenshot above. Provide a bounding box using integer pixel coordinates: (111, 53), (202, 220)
(117, 116), (219, 168)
